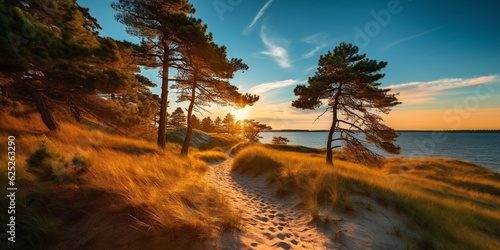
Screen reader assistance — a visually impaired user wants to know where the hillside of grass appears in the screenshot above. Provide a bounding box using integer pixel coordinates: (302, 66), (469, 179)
(0, 108), (239, 250)
(229, 141), (325, 156)
(167, 128), (242, 151)
(232, 145), (500, 250)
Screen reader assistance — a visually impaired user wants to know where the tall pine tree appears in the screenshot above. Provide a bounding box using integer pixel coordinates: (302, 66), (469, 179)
(292, 42), (401, 166)
(171, 17), (258, 155)
(112, 0), (196, 149)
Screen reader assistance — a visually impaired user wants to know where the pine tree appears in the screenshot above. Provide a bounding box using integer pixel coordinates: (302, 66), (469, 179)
(214, 116), (222, 133)
(170, 107), (186, 129)
(112, 0), (196, 149)
(272, 136), (290, 145)
(170, 16), (258, 155)
(292, 42), (401, 166)
(0, 0), (138, 131)
(201, 117), (214, 133)
(242, 119), (271, 142)
(190, 114), (201, 130)
(222, 113), (235, 134)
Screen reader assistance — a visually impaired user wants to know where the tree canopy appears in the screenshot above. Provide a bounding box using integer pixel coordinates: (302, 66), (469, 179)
(170, 107), (186, 129)
(201, 116), (214, 133)
(169, 14), (259, 155)
(272, 136), (290, 145)
(112, 0), (197, 149)
(242, 119), (272, 142)
(0, 0), (153, 131)
(292, 42), (401, 166)
(222, 113), (236, 134)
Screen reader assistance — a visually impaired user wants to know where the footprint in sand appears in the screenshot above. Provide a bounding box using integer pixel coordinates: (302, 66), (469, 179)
(206, 159), (338, 250)
(255, 215), (269, 222)
(275, 241), (291, 249)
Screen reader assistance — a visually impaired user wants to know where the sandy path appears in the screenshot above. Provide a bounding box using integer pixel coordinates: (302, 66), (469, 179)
(205, 158), (411, 250)
(205, 159), (336, 249)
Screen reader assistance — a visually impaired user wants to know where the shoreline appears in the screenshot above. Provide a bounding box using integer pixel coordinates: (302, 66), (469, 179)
(258, 143), (500, 174)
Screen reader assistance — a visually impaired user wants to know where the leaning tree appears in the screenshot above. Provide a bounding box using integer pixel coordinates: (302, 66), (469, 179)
(292, 42), (401, 166)
(0, 0), (144, 131)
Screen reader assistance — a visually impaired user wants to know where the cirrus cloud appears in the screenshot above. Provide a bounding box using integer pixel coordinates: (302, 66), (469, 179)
(302, 32), (330, 58)
(387, 75), (498, 104)
(248, 79), (305, 95)
(242, 0), (274, 35)
(259, 25), (291, 68)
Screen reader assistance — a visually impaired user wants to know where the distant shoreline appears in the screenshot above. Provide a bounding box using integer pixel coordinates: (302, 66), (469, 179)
(266, 130), (500, 133)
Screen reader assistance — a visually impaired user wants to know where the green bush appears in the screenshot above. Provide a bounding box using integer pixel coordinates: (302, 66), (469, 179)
(27, 140), (89, 182)
(27, 140), (61, 180)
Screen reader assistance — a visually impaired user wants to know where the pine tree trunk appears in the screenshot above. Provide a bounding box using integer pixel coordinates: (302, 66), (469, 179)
(157, 42), (169, 149)
(181, 79), (197, 155)
(28, 84), (59, 131)
(70, 107), (82, 123)
(326, 119), (335, 166)
(326, 83), (343, 166)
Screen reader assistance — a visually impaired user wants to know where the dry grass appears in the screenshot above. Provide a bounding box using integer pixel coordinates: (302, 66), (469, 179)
(232, 145), (500, 249)
(0, 109), (240, 249)
(193, 150), (229, 163)
(87, 149), (239, 238)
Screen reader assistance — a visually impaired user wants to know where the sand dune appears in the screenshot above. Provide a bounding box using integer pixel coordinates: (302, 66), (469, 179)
(205, 158), (410, 250)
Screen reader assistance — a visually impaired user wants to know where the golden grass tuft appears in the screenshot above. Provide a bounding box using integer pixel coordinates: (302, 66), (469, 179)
(88, 149), (238, 238)
(193, 150), (229, 163)
(232, 145), (500, 249)
(0, 110), (240, 249)
(0, 109), (49, 135)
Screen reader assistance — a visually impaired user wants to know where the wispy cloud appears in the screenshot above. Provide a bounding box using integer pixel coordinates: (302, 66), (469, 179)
(382, 24), (448, 50)
(302, 33), (330, 58)
(243, 0), (274, 35)
(304, 65), (317, 73)
(248, 79), (303, 95)
(248, 101), (333, 129)
(387, 75), (498, 104)
(259, 25), (291, 68)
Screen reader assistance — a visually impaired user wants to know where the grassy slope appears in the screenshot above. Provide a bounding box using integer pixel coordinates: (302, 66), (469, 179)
(232, 145), (500, 250)
(167, 128), (243, 151)
(0, 109), (239, 250)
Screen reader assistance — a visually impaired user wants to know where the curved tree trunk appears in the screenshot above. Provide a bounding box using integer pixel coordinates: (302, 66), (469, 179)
(326, 83), (343, 166)
(326, 118), (335, 166)
(28, 83), (59, 131)
(157, 42), (170, 149)
(181, 79), (197, 155)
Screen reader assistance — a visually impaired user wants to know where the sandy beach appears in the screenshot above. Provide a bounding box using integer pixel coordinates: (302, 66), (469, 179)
(205, 158), (412, 249)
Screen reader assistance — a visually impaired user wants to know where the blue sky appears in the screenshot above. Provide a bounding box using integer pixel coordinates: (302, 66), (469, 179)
(78, 0), (500, 130)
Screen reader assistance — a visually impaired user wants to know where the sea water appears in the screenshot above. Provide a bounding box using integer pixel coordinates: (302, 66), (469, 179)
(261, 131), (500, 172)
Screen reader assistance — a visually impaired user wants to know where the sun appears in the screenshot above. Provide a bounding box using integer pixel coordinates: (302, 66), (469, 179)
(233, 107), (249, 121)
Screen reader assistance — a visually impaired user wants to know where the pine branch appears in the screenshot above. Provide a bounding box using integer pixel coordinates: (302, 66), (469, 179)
(313, 107), (331, 124)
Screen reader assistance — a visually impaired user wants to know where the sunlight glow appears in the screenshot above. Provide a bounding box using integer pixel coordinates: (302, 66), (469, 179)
(233, 107), (249, 121)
